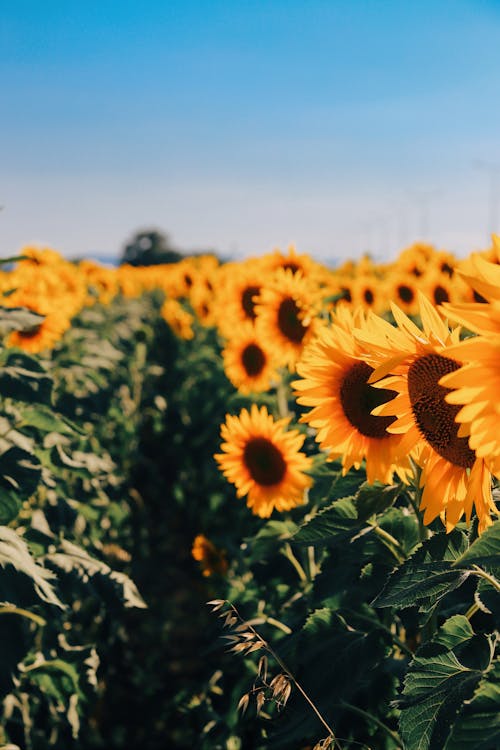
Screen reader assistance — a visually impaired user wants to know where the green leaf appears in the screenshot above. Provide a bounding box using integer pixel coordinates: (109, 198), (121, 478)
(44, 539), (146, 609)
(292, 496), (359, 545)
(354, 481), (401, 521)
(443, 661), (500, 749)
(398, 616), (493, 750)
(373, 529), (469, 612)
(0, 351), (53, 405)
(0, 446), (42, 499)
(0, 526), (63, 608)
(452, 520), (500, 569)
(16, 404), (82, 435)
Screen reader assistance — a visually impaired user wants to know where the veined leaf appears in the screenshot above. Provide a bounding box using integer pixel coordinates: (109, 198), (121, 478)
(452, 520), (500, 569)
(443, 660), (500, 749)
(292, 496), (359, 545)
(398, 616), (494, 750)
(373, 529), (469, 611)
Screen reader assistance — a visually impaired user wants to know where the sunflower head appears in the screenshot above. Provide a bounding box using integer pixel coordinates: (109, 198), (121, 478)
(215, 404), (313, 518)
(222, 323), (279, 394)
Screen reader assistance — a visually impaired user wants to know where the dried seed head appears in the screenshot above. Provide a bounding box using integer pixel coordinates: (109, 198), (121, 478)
(237, 693), (250, 715)
(255, 690), (266, 715)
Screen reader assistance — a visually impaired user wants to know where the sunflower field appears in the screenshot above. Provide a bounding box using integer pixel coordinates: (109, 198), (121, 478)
(0, 241), (498, 750)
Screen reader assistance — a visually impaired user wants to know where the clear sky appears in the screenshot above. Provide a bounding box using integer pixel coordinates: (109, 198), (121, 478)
(2, 0), (500, 263)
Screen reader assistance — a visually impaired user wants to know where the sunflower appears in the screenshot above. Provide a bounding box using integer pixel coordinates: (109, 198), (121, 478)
(222, 323), (279, 394)
(255, 268), (322, 370)
(191, 534), (228, 577)
(161, 298), (195, 339)
(356, 293), (496, 533)
(215, 404), (312, 518)
(293, 306), (410, 484)
(440, 334), (500, 481)
(6, 295), (71, 353)
(351, 273), (384, 313)
(441, 253), (500, 335)
(215, 260), (266, 339)
(384, 269), (420, 316)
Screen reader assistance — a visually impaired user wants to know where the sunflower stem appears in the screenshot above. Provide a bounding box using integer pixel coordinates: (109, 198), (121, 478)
(276, 375), (291, 418)
(369, 523), (406, 564)
(407, 459), (428, 541)
(465, 602), (480, 620)
(281, 542), (308, 582)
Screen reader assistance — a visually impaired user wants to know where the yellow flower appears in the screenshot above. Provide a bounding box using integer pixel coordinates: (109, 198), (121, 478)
(161, 298), (195, 340)
(222, 323), (279, 394)
(255, 268), (322, 370)
(191, 534), (228, 577)
(356, 293), (496, 533)
(293, 306), (410, 484)
(441, 334), (500, 483)
(215, 404), (312, 518)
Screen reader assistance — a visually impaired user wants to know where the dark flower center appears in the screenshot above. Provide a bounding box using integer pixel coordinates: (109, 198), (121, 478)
(241, 343), (266, 376)
(341, 287), (352, 303)
(397, 284), (414, 304)
(277, 297), (307, 343)
(364, 288), (375, 305)
(339, 362), (397, 438)
(18, 325), (42, 340)
(407, 354), (475, 468)
(282, 262), (301, 274)
(473, 290), (487, 304)
(241, 285), (260, 320)
(433, 285), (449, 305)
(243, 437), (287, 485)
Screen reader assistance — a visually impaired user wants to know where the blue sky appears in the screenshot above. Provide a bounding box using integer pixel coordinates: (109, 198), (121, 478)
(2, 0), (500, 262)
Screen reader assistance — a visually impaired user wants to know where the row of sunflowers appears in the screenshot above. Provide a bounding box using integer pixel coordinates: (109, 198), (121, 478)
(0, 240), (499, 749)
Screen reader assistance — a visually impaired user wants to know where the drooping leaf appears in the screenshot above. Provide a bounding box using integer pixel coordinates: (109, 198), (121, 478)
(44, 539), (146, 609)
(0, 526), (63, 608)
(0, 351), (53, 405)
(0, 446), (42, 499)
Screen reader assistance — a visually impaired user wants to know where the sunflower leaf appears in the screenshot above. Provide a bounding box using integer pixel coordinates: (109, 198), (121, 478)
(443, 660), (500, 750)
(292, 496), (359, 545)
(372, 529), (469, 611)
(452, 520), (500, 570)
(398, 615), (493, 750)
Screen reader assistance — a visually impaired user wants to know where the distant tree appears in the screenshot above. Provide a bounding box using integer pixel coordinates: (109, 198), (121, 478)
(120, 229), (183, 266)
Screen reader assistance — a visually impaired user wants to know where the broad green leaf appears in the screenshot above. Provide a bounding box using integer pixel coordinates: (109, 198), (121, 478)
(16, 404), (82, 436)
(0, 488), (22, 525)
(292, 496), (359, 545)
(0, 446), (41, 499)
(0, 526), (63, 608)
(0, 351), (53, 405)
(398, 616), (492, 750)
(443, 661), (500, 749)
(373, 530), (469, 611)
(44, 539), (146, 609)
(452, 520), (500, 569)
